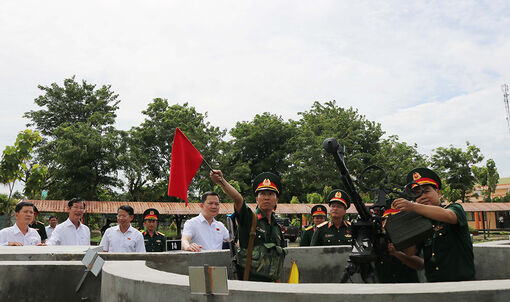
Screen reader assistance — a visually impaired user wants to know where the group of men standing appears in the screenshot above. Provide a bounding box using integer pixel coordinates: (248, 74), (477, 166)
(0, 166), (475, 284)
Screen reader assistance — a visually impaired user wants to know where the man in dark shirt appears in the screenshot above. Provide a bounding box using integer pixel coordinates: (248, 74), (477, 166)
(311, 189), (351, 246)
(29, 206), (47, 243)
(392, 167), (475, 282)
(142, 208), (166, 252)
(300, 205), (327, 246)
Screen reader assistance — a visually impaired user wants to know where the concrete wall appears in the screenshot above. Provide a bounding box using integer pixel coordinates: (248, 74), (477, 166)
(0, 261), (100, 302)
(2, 241), (510, 302)
(101, 260), (510, 302)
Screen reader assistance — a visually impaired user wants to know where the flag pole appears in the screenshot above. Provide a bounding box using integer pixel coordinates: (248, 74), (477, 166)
(202, 158), (225, 186)
(202, 158), (215, 173)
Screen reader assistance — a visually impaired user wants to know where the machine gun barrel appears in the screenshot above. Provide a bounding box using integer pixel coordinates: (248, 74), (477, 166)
(323, 138), (371, 221)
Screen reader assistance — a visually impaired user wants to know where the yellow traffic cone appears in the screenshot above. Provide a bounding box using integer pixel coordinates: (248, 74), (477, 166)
(287, 261), (299, 283)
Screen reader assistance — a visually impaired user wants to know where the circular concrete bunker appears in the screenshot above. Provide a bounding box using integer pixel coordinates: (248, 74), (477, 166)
(99, 241), (510, 302)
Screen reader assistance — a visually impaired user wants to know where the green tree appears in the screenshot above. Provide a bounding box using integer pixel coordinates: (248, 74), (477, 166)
(0, 129), (42, 226)
(431, 142), (484, 202)
(472, 159), (499, 202)
(220, 112), (297, 202)
(373, 135), (428, 186)
(287, 101), (384, 202)
(124, 99), (225, 201)
(23, 77), (123, 200)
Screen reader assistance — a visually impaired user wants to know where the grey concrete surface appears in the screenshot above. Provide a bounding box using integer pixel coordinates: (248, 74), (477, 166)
(101, 260), (510, 302)
(2, 241), (510, 302)
(0, 261), (101, 302)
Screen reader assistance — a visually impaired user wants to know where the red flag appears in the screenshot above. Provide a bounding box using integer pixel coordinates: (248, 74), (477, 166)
(168, 128), (203, 205)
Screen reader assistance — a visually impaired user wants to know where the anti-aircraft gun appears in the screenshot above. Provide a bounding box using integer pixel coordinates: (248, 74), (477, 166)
(323, 138), (431, 283)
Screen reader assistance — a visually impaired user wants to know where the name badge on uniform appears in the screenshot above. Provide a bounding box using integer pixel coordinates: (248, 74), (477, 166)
(325, 234), (334, 238)
(156, 240), (161, 243)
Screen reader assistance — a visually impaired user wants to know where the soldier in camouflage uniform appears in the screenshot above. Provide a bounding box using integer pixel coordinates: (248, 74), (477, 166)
(311, 189), (352, 246)
(210, 170), (286, 282)
(142, 208), (167, 252)
(300, 205), (327, 246)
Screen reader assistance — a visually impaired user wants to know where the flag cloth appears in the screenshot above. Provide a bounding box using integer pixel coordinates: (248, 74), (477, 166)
(168, 128), (203, 205)
(287, 261), (299, 283)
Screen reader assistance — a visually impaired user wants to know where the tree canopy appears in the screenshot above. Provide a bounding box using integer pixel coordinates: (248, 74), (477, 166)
(7, 77), (497, 205)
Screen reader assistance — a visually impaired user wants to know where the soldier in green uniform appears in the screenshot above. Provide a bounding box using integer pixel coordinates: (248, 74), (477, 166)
(310, 189), (352, 246)
(374, 209), (421, 283)
(392, 167), (475, 282)
(142, 208), (167, 252)
(300, 205), (327, 246)
(210, 170), (286, 282)
(29, 206), (48, 243)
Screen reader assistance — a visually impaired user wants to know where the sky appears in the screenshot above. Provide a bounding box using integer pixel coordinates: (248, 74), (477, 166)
(1, 0), (510, 194)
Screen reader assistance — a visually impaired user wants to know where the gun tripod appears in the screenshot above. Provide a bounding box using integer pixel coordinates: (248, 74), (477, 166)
(340, 258), (376, 283)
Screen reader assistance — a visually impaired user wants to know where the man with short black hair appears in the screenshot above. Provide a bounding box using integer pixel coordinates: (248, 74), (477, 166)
(181, 191), (229, 252)
(47, 198), (90, 246)
(100, 205), (145, 252)
(45, 215), (58, 239)
(0, 201), (41, 246)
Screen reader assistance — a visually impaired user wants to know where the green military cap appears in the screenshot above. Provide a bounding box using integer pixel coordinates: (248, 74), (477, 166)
(143, 208), (160, 221)
(33, 205), (40, 216)
(253, 172), (282, 195)
(311, 205), (327, 217)
(327, 189), (351, 209)
(406, 167), (442, 190)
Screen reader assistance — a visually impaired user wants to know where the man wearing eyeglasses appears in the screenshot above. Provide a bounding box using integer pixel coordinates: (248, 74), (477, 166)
(46, 197), (90, 246)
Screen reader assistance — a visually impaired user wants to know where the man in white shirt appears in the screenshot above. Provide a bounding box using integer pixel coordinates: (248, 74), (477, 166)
(45, 215), (58, 239)
(99, 205), (145, 252)
(182, 191), (229, 252)
(46, 198), (90, 246)
(0, 201), (41, 246)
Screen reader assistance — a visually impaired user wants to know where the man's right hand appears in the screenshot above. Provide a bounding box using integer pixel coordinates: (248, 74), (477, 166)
(184, 243), (203, 252)
(8, 242), (23, 246)
(209, 170), (224, 185)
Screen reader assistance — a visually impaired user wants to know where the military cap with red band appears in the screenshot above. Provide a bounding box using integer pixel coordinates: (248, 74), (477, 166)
(311, 204), (327, 217)
(143, 208), (160, 221)
(406, 167), (442, 190)
(253, 172), (282, 195)
(326, 189), (351, 209)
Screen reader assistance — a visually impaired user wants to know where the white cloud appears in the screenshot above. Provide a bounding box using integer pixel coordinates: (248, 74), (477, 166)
(1, 0), (510, 195)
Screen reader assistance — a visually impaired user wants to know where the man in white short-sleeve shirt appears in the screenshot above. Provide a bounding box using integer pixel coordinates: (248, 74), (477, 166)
(99, 205), (145, 252)
(182, 191), (229, 252)
(45, 215), (58, 239)
(47, 198), (90, 246)
(0, 201), (41, 246)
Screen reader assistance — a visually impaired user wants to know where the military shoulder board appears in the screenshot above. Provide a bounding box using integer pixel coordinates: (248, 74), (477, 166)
(317, 221), (329, 228)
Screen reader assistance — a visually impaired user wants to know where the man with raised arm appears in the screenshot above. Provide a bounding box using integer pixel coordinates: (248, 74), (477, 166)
(210, 170), (286, 282)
